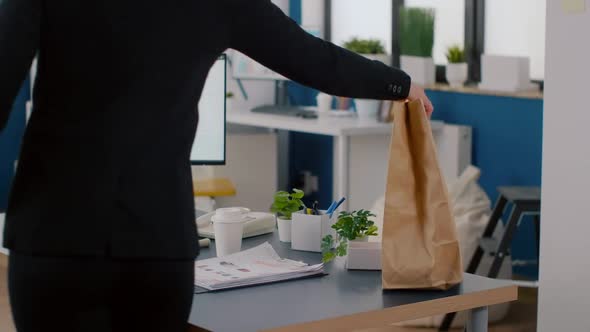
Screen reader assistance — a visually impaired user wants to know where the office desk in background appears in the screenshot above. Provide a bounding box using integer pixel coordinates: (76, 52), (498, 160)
(226, 109), (458, 211)
(189, 233), (518, 332)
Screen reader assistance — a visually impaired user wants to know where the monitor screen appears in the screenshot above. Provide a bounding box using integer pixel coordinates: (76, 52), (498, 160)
(191, 55), (226, 165)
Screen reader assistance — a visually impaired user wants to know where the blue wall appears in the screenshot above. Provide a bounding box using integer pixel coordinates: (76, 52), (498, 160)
(428, 91), (543, 278)
(0, 81), (29, 211)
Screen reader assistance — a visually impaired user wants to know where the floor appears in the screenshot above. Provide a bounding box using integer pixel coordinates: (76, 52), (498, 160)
(0, 254), (536, 332)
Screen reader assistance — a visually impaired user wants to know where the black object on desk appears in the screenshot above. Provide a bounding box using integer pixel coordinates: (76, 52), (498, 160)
(190, 232), (517, 332)
(440, 186), (541, 331)
(251, 105), (318, 119)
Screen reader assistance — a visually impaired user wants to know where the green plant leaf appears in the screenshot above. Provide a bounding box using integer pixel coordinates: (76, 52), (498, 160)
(446, 44), (465, 63)
(399, 7), (435, 57)
(321, 235), (334, 252)
(291, 188), (304, 199)
(343, 38), (386, 54)
(336, 240), (348, 257)
(322, 251), (336, 263)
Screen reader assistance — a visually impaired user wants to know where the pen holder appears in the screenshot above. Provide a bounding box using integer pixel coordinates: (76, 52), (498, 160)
(291, 210), (335, 253)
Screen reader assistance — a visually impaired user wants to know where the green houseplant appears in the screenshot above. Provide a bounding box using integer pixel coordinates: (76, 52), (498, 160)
(343, 37), (389, 121)
(270, 189), (305, 242)
(445, 45), (468, 87)
(343, 37), (390, 66)
(398, 7), (436, 85)
(321, 210), (378, 263)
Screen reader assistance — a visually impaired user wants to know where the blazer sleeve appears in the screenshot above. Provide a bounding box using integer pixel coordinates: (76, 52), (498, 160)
(0, 0), (41, 131)
(226, 0), (411, 100)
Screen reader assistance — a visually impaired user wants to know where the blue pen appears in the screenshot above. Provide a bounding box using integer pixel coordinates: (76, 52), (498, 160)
(329, 197), (346, 217)
(326, 201), (337, 214)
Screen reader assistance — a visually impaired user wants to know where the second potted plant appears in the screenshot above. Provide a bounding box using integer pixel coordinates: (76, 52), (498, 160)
(344, 38), (389, 120)
(321, 210), (378, 263)
(270, 189), (305, 243)
(343, 37), (390, 65)
(445, 45), (467, 88)
(399, 7), (436, 86)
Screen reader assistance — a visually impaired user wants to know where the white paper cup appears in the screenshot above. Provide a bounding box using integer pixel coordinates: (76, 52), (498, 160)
(355, 99), (380, 121)
(316, 93), (332, 113)
(214, 220), (244, 257)
(212, 207), (247, 257)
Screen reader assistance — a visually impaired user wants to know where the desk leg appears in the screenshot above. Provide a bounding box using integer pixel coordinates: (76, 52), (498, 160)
(334, 135), (350, 211)
(466, 306), (488, 332)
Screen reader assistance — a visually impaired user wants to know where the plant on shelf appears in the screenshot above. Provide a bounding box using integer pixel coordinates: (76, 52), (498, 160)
(321, 209), (378, 263)
(445, 45), (465, 63)
(398, 7), (436, 85)
(343, 38), (390, 66)
(399, 7), (435, 58)
(225, 91), (235, 99)
(445, 45), (468, 88)
(343, 38), (386, 55)
(271, 189), (306, 242)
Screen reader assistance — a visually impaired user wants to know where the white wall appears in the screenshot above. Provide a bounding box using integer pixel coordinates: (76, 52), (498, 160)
(538, 1), (590, 331)
(485, 0), (546, 80)
(331, 0), (392, 52)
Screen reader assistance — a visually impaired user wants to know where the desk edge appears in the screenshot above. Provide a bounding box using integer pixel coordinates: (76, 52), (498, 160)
(260, 284), (518, 332)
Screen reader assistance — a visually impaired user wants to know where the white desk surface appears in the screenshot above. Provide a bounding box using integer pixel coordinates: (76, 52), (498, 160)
(227, 108), (444, 136)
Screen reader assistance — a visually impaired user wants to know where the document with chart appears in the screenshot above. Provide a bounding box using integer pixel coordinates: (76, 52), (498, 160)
(194, 243), (324, 291)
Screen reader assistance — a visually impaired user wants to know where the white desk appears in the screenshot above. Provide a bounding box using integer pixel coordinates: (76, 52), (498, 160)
(227, 109), (445, 211)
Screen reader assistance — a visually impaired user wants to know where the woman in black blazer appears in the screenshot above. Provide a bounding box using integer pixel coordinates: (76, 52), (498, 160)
(0, 0), (433, 331)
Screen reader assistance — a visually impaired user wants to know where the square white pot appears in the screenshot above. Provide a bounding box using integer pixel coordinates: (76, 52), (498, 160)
(346, 240), (381, 270)
(479, 54), (535, 92)
(400, 55), (435, 86)
(291, 210), (335, 252)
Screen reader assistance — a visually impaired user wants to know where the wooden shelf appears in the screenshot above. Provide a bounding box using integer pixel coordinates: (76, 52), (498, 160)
(425, 83), (543, 100)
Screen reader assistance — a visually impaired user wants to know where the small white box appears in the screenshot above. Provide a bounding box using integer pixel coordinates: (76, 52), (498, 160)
(479, 55), (536, 92)
(291, 210), (335, 253)
(346, 241), (381, 270)
(401, 55), (435, 86)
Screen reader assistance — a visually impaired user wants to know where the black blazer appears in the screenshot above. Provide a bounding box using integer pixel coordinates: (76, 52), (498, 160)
(0, 0), (411, 258)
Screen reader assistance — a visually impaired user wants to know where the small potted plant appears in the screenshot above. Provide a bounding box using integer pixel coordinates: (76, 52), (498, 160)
(445, 45), (467, 87)
(321, 210), (378, 263)
(344, 38), (388, 121)
(343, 37), (390, 66)
(270, 189), (305, 243)
(399, 7), (435, 85)
(225, 91), (234, 111)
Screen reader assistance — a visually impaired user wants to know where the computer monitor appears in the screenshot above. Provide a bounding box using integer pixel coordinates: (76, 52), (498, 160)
(191, 55), (227, 165)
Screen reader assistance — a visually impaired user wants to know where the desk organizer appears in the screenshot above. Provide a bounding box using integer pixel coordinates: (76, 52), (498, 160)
(291, 210), (335, 252)
(346, 240), (382, 270)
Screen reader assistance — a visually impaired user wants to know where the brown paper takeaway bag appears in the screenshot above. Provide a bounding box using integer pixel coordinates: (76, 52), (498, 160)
(382, 100), (463, 290)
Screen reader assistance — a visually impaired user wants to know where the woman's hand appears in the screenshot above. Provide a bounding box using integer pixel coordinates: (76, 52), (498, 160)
(408, 83), (434, 117)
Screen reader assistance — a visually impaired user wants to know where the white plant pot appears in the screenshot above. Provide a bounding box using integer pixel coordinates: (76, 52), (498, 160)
(346, 239), (381, 270)
(400, 55), (435, 86)
(446, 63), (468, 88)
(355, 99), (380, 122)
(277, 218), (292, 243)
(361, 53), (391, 66)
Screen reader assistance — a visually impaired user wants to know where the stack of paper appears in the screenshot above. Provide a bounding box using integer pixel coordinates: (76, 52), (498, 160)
(195, 242), (324, 291)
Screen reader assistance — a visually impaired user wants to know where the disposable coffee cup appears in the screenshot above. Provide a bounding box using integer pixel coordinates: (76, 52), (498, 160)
(212, 208), (247, 257)
(316, 93), (332, 114)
